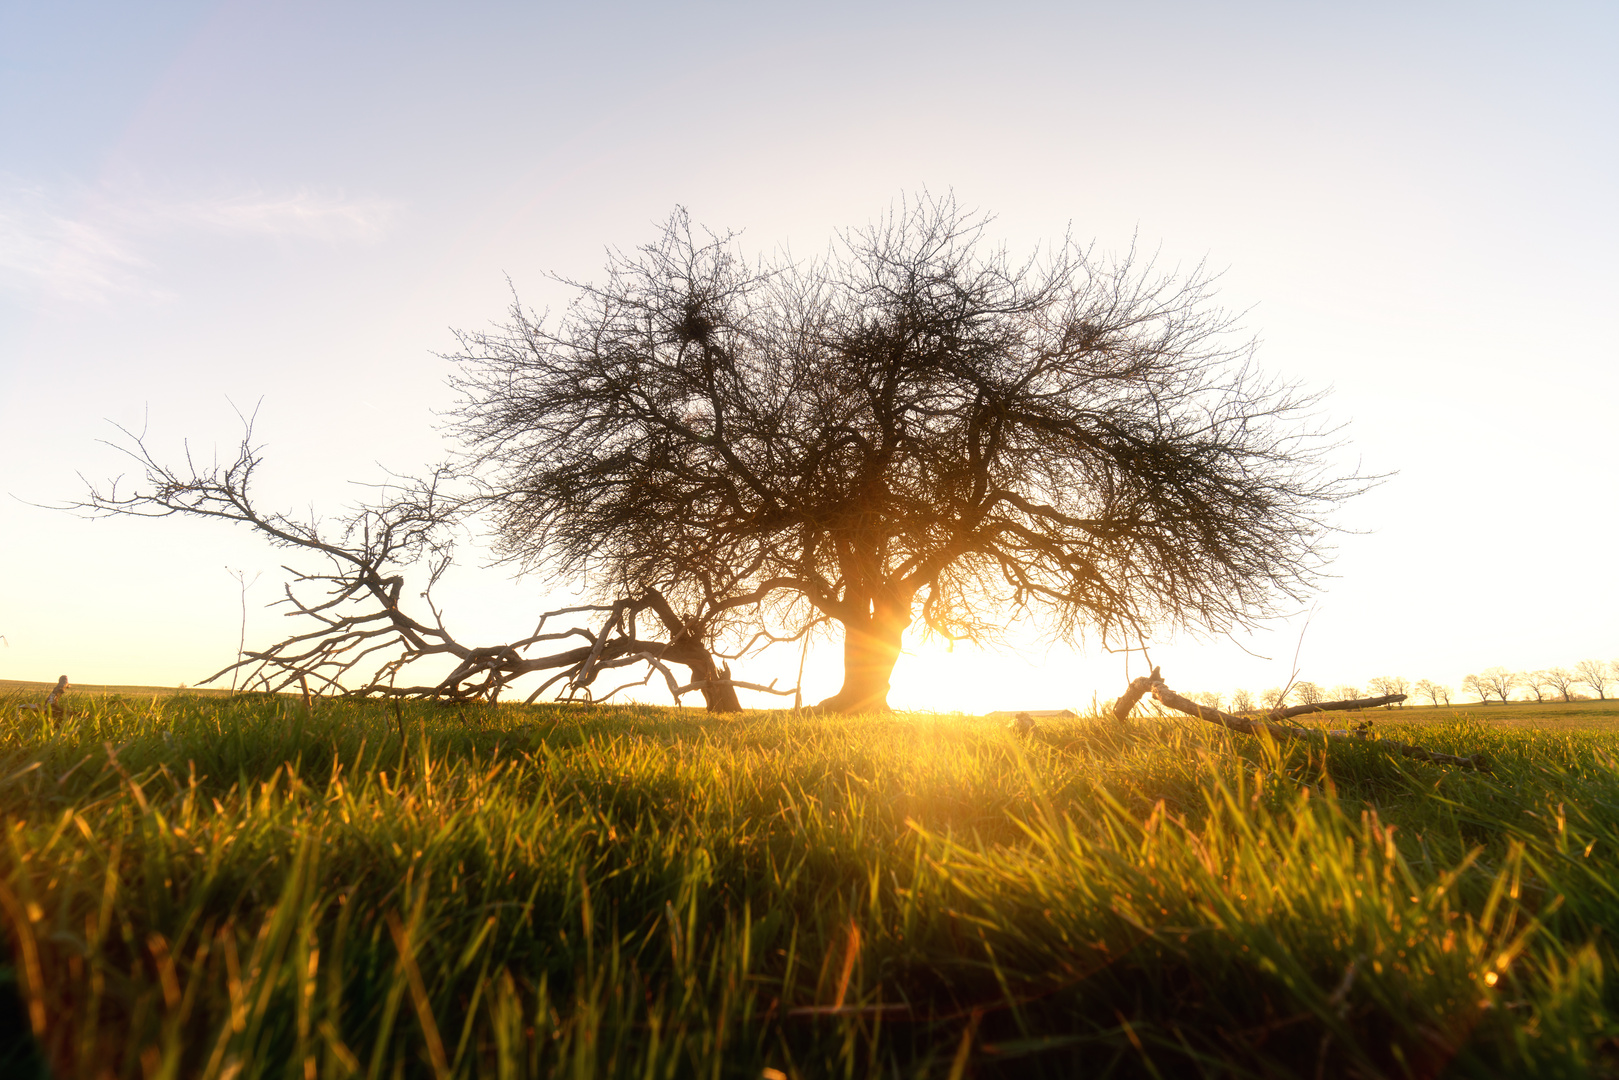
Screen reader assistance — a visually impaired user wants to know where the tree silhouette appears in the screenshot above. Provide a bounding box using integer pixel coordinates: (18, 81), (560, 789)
(1368, 675), (1410, 706)
(1574, 659), (1611, 701)
(1460, 673), (1491, 703)
(1292, 680), (1325, 705)
(1522, 670), (1552, 703)
(449, 198), (1364, 711)
(1544, 667), (1576, 703)
(1413, 679), (1446, 707)
(73, 423), (774, 709)
(1481, 666), (1518, 703)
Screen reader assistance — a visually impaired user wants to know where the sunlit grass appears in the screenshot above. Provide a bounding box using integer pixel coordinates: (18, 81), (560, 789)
(3, 692), (1619, 1076)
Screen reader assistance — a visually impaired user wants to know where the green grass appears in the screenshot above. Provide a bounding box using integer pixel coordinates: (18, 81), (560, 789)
(1, 679), (234, 698)
(3, 693), (1619, 1077)
(1375, 698), (1619, 732)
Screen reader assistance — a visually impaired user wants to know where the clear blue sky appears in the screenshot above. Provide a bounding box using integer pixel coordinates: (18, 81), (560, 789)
(3, 1), (1615, 710)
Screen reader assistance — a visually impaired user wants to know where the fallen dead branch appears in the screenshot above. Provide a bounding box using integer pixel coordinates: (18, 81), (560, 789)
(68, 417), (801, 711)
(1115, 667), (1490, 771)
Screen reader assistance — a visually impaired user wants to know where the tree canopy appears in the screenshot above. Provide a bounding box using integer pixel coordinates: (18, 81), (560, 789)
(449, 197), (1363, 712)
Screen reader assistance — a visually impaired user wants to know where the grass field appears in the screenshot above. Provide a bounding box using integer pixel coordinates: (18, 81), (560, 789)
(4, 690), (1619, 1077)
(1, 679), (233, 699)
(1318, 699), (1619, 733)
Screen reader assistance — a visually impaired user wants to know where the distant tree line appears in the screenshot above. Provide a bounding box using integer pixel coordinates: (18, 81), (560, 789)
(1456, 660), (1616, 704)
(1191, 659), (1617, 714)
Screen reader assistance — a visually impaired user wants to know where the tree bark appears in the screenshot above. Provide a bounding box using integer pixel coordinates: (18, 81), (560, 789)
(673, 643), (743, 712)
(1268, 693), (1408, 719)
(632, 589), (742, 712)
(817, 606), (908, 713)
(1112, 671), (1158, 720)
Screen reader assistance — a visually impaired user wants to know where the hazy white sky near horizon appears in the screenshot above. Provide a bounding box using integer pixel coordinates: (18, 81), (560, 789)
(2, 1), (1615, 713)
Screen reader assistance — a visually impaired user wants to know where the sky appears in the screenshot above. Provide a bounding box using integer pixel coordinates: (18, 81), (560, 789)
(2, 0), (1615, 714)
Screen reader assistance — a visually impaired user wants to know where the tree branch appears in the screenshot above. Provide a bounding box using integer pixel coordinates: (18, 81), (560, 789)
(1125, 666), (1490, 771)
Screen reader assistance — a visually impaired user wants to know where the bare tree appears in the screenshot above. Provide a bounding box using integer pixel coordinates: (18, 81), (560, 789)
(1259, 686), (1289, 710)
(1330, 684), (1361, 702)
(71, 423), (795, 710)
(448, 199), (1367, 712)
(1192, 690), (1226, 712)
(1521, 671), (1552, 703)
(1574, 659), (1611, 701)
(1413, 679), (1449, 707)
(1229, 688), (1256, 714)
(1292, 680), (1325, 706)
(1367, 675), (1410, 706)
(1460, 673), (1491, 703)
(1543, 667), (1576, 703)
(1481, 666), (1517, 703)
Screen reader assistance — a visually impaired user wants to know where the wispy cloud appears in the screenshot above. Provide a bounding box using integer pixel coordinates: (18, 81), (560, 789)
(0, 179), (400, 302)
(122, 189), (398, 242)
(0, 181), (158, 300)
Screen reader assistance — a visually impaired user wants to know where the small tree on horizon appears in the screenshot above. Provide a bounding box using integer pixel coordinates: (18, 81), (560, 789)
(1293, 680), (1325, 706)
(1230, 688), (1256, 714)
(1574, 659), (1611, 701)
(1414, 679), (1442, 706)
(1544, 667), (1577, 703)
(1460, 673), (1491, 703)
(1522, 671), (1552, 703)
(1259, 686), (1289, 711)
(1480, 666), (1518, 703)
(1368, 675), (1410, 705)
(1330, 684), (1361, 702)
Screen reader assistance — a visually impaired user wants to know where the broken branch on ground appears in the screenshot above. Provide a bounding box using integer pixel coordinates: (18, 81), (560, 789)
(1115, 666), (1490, 771)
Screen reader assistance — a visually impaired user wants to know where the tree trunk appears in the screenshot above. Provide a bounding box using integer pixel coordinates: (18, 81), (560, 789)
(647, 634), (740, 712)
(689, 649), (744, 713)
(640, 588), (742, 712)
(817, 605), (908, 714)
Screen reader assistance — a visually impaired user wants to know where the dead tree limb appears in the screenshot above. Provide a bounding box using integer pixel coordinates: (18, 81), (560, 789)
(1111, 674), (1157, 721)
(1270, 694), (1406, 719)
(1121, 666), (1490, 771)
(67, 418), (790, 711)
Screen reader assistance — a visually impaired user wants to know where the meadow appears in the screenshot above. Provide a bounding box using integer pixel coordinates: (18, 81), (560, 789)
(4, 689), (1619, 1078)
